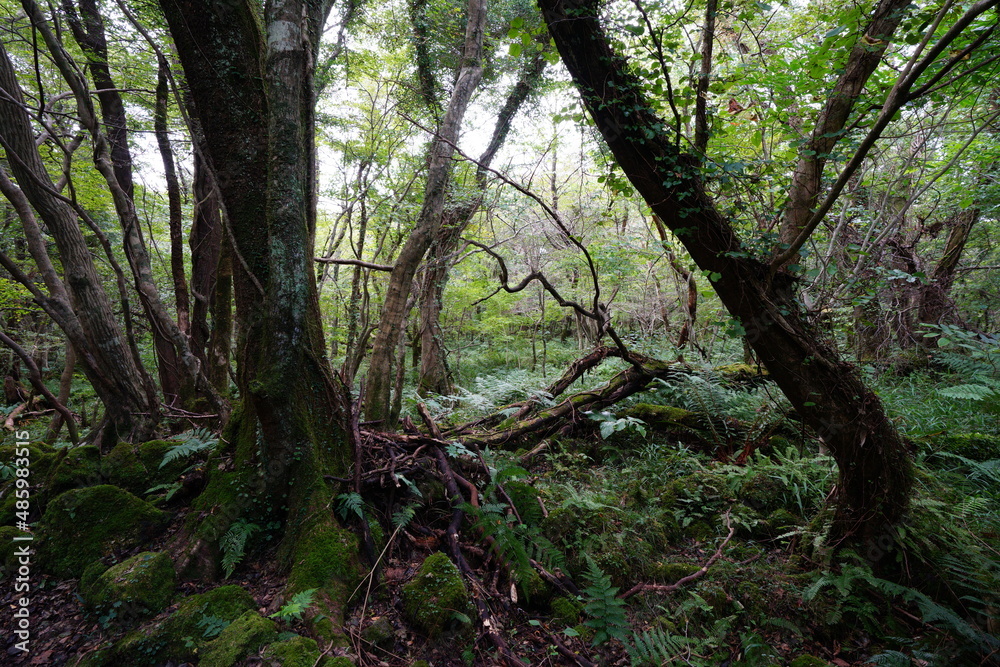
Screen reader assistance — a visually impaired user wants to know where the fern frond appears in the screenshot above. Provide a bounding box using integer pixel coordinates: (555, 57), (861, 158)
(221, 520), (260, 579)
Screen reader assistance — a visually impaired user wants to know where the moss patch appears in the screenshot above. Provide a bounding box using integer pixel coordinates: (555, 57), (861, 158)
(37, 485), (170, 578)
(80, 551), (176, 623)
(929, 432), (1000, 461)
(199, 610), (277, 667)
(402, 552), (471, 639)
(46, 445), (102, 498)
(789, 656), (832, 667)
(108, 584), (256, 665)
(261, 635), (322, 666)
(286, 513), (362, 642)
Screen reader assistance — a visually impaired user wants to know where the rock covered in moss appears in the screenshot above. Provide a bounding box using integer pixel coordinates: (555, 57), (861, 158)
(402, 552), (471, 638)
(200, 610), (277, 667)
(261, 635), (323, 666)
(109, 584), (256, 665)
(46, 445), (102, 497)
(100, 440), (194, 497)
(737, 472), (788, 513)
(37, 485), (170, 578)
(361, 616), (396, 651)
(286, 515), (362, 641)
(80, 551), (176, 623)
(549, 596), (582, 625)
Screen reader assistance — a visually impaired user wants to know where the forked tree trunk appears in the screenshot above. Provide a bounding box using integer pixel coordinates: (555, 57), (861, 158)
(918, 208), (979, 326)
(160, 0), (359, 637)
(417, 52), (547, 396)
(364, 0), (488, 424)
(540, 0), (913, 549)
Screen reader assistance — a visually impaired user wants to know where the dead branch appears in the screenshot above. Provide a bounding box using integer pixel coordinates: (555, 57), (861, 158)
(620, 510), (735, 599)
(432, 445), (528, 667)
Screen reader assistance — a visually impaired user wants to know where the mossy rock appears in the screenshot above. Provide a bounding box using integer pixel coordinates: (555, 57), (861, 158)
(261, 635), (322, 666)
(100, 441), (193, 497)
(0, 442), (57, 481)
(286, 515), (362, 642)
(200, 610), (278, 667)
(737, 473), (788, 513)
(929, 432), (1000, 461)
(549, 596), (583, 625)
(362, 616), (396, 651)
(402, 552), (471, 639)
(660, 471), (728, 510)
(37, 485), (170, 578)
(110, 584), (256, 665)
(789, 656), (832, 667)
(766, 508), (803, 535)
(0, 525), (32, 579)
(515, 568), (552, 608)
(80, 551), (176, 623)
(46, 445), (102, 498)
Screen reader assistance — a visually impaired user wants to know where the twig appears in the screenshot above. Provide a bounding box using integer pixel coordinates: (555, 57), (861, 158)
(620, 510), (735, 599)
(549, 632), (597, 667)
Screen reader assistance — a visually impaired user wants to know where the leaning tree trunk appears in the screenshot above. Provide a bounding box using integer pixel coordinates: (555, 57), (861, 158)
(918, 207), (979, 326)
(60, 0), (193, 406)
(417, 51), (547, 396)
(539, 0), (913, 550)
(0, 41), (158, 447)
(364, 0), (488, 424)
(160, 0), (359, 641)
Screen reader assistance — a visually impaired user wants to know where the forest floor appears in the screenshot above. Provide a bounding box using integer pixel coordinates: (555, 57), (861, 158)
(0, 356), (998, 666)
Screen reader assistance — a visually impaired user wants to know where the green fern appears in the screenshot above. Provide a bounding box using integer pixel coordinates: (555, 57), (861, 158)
(160, 428), (219, 469)
(269, 588), (317, 622)
(220, 519), (260, 579)
(581, 557), (630, 646)
(865, 650), (912, 666)
(335, 492), (365, 521)
(627, 626), (686, 665)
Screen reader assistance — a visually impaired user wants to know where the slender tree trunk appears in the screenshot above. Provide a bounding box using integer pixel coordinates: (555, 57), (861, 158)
(540, 0), (913, 549)
(364, 0), (487, 424)
(45, 339), (76, 443)
(0, 41), (158, 446)
(155, 54), (191, 336)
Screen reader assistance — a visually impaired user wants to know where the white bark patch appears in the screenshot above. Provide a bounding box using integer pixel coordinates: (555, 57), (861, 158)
(267, 20), (300, 52)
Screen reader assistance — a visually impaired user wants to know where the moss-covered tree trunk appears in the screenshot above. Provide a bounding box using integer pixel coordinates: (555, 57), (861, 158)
(539, 0), (913, 550)
(159, 0), (360, 638)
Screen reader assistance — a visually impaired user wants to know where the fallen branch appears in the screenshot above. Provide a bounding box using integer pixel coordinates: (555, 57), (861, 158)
(433, 445), (528, 667)
(620, 510), (735, 599)
(0, 330), (78, 443)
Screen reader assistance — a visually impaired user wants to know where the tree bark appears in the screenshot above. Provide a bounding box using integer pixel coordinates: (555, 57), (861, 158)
(160, 0), (359, 634)
(154, 54), (191, 337)
(0, 41), (158, 447)
(364, 0), (488, 424)
(918, 208), (979, 326)
(539, 0), (913, 549)
(777, 0), (911, 261)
